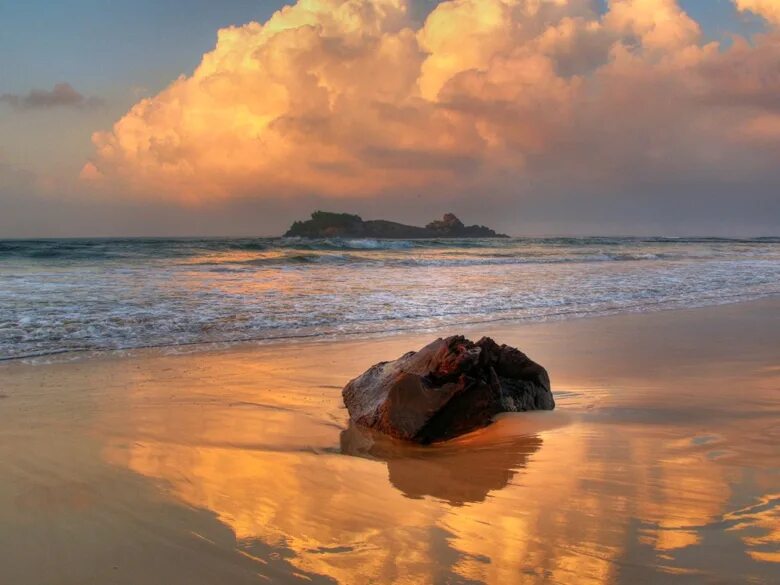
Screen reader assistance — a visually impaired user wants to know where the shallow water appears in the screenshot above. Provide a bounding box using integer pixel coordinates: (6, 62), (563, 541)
(0, 300), (778, 584)
(2, 236), (779, 360)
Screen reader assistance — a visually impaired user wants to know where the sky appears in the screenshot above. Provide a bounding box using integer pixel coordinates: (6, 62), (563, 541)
(0, 0), (778, 237)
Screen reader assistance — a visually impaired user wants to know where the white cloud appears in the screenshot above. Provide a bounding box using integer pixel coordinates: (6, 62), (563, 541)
(83, 0), (780, 205)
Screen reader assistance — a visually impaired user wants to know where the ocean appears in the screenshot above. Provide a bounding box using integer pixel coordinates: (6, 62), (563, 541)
(1, 236), (779, 361)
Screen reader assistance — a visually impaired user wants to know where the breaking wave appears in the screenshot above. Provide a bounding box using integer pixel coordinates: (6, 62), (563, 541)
(1, 235), (779, 361)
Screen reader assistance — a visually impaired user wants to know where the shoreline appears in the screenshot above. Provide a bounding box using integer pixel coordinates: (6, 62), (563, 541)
(3, 291), (778, 366)
(1, 297), (778, 584)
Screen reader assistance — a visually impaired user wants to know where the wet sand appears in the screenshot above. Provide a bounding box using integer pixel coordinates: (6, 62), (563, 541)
(1, 299), (778, 584)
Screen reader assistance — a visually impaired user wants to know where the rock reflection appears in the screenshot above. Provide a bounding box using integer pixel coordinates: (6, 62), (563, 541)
(91, 322), (779, 585)
(340, 422), (543, 506)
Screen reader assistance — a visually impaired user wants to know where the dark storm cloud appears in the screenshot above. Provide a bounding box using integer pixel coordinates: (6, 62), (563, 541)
(0, 83), (103, 110)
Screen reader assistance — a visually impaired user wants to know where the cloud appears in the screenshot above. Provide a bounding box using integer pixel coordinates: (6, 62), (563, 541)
(83, 0), (780, 207)
(1, 83), (103, 110)
(735, 0), (780, 24)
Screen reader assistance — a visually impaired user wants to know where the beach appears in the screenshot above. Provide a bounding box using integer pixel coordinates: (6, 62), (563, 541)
(1, 298), (778, 584)
(3, 0), (780, 582)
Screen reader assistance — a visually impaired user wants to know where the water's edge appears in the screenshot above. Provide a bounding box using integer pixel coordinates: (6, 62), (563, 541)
(5, 292), (778, 366)
(2, 236), (779, 362)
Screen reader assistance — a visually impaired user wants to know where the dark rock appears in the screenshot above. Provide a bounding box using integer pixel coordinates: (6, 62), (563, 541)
(341, 336), (554, 443)
(426, 212), (465, 233)
(283, 211), (508, 238)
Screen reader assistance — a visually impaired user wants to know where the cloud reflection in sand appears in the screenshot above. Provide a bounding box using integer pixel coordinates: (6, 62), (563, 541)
(103, 389), (777, 583)
(94, 308), (779, 584)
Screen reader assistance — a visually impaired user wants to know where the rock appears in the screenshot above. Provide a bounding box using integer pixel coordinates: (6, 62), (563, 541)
(426, 212), (465, 233)
(283, 211), (508, 238)
(341, 336), (554, 443)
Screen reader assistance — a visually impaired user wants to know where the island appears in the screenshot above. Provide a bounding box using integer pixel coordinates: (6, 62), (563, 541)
(284, 211), (508, 238)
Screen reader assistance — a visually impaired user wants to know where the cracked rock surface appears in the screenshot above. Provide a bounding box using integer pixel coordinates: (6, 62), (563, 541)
(342, 336), (554, 443)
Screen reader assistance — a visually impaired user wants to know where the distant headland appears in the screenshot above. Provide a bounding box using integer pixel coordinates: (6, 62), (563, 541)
(284, 211), (508, 239)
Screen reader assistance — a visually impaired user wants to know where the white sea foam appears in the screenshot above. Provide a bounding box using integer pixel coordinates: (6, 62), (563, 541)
(1, 237), (778, 361)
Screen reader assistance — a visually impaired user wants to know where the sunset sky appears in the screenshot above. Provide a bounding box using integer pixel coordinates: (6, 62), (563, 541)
(1, 0), (779, 237)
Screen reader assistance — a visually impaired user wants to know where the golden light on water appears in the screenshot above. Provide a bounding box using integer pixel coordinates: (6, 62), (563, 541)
(3, 303), (778, 584)
(94, 322), (779, 584)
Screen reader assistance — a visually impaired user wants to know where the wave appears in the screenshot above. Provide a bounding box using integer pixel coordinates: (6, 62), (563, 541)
(3, 236), (779, 363)
(3, 235), (778, 262)
(181, 250), (737, 270)
(4, 269), (779, 361)
(4, 288), (778, 364)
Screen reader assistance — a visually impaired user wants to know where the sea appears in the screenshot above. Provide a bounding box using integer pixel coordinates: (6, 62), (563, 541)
(1, 236), (779, 361)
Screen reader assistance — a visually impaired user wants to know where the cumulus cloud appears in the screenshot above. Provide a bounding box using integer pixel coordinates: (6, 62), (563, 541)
(1, 82), (103, 110)
(83, 0), (780, 205)
(735, 0), (780, 24)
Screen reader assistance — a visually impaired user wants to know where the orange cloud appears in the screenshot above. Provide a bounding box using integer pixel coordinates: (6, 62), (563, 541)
(735, 0), (780, 24)
(83, 0), (780, 203)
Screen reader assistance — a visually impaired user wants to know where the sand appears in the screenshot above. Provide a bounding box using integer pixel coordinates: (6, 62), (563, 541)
(0, 299), (778, 584)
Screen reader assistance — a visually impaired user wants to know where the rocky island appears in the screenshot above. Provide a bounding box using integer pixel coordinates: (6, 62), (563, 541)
(284, 211), (508, 238)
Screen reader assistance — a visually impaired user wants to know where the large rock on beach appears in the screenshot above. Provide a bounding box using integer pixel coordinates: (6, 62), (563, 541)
(342, 336), (554, 443)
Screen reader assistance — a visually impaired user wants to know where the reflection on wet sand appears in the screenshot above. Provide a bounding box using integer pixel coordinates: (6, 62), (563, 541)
(2, 300), (779, 584)
(102, 378), (778, 583)
(340, 422), (544, 505)
(107, 414), (779, 583)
